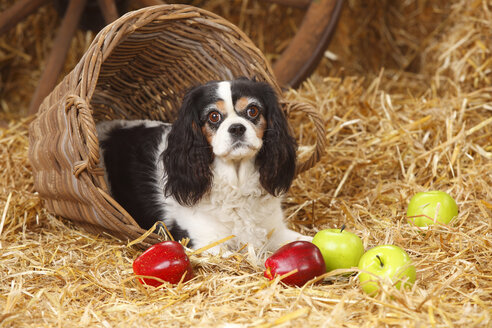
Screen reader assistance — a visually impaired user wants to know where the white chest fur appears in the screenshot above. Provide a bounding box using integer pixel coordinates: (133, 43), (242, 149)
(163, 157), (285, 251)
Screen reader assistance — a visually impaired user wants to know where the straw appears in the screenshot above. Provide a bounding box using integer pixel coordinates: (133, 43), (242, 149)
(0, 0), (491, 327)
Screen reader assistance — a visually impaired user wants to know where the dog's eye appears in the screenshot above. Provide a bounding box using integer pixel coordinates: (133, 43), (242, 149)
(247, 105), (259, 118)
(208, 111), (222, 123)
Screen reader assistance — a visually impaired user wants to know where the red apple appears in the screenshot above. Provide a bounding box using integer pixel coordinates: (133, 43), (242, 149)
(264, 241), (326, 287)
(133, 241), (194, 287)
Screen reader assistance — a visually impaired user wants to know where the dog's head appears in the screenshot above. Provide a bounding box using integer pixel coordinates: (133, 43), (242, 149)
(163, 78), (296, 206)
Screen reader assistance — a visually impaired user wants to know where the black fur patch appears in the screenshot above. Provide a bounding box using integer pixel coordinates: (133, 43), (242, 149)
(100, 123), (190, 244)
(163, 84), (216, 206)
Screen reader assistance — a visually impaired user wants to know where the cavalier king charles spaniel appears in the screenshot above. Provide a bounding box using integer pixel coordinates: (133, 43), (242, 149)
(97, 78), (310, 254)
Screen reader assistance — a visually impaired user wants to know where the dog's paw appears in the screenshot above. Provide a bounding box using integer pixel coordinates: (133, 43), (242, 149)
(294, 234), (313, 242)
(266, 229), (313, 252)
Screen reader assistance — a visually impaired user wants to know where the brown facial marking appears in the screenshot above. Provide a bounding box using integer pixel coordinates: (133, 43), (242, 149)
(201, 125), (215, 144)
(215, 100), (227, 115)
(235, 97), (249, 113)
(254, 116), (267, 139)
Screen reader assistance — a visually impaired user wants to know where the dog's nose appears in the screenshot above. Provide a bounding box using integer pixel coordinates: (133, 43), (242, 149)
(228, 123), (246, 138)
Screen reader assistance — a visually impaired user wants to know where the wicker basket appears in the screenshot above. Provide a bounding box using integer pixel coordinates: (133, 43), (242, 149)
(28, 4), (326, 248)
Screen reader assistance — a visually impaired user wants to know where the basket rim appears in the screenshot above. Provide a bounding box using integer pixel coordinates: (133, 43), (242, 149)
(68, 4), (282, 106)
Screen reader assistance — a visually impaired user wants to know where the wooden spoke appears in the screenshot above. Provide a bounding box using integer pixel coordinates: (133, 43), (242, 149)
(0, 0), (50, 35)
(97, 0), (119, 24)
(273, 0), (344, 88)
(28, 0), (88, 115)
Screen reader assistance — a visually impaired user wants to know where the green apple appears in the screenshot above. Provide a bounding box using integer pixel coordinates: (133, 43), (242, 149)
(406, 191), (458, 227)
(358, 245), (416, 296)
(312, 225), (364, 272)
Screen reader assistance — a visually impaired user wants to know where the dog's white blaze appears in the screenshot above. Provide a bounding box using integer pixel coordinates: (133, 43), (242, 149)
(217, 81), (235, 116)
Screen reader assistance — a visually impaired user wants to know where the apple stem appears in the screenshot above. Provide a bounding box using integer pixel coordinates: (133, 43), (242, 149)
(376, 255), (384, 268)
(340, 224), (346, 233)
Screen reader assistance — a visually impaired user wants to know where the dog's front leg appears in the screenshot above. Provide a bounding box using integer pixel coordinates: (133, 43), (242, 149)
(266, 228), (312, 252)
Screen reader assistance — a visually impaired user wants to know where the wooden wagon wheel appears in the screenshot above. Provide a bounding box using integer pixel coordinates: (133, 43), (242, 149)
(0, 0), (343, 114)
(266, 0), (344, 89)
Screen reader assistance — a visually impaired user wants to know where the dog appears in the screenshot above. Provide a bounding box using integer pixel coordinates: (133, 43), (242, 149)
(97, 78), (310, 254)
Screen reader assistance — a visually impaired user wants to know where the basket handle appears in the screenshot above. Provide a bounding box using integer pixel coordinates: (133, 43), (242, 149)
(65, 95), (104, 178)
(283, 101), (326, 175)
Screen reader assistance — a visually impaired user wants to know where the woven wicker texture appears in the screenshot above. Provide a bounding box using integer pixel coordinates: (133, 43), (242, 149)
(28, 4), (326, 248)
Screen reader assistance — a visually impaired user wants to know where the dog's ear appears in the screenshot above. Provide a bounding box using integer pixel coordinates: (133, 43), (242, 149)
(163, 86), (213, 206)
(255, 85), (297, 196)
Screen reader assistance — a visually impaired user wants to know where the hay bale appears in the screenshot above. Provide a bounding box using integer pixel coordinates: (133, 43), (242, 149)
(0, 0), (491, 327)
